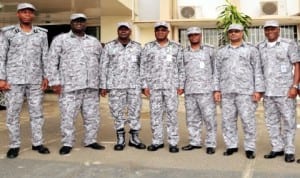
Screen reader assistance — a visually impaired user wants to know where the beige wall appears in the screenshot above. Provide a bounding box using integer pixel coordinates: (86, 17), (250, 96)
(136, 27), (155, 46)
(100, 16), (131, 43)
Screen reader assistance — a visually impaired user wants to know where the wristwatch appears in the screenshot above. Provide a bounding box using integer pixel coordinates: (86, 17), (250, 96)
(291, 84), (298, 89)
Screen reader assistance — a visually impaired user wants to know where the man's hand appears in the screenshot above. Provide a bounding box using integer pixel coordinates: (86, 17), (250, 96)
(288, 88), (298, 99)
(143, 88), (150, 97)
(100, 89), (107, 97)
(252, 92), (262, 102)
(0, 80), (10, 91)
(41, 79), (49, 91)
(177, 89), (184, 95)
(214, 91), (221, 102)
(52, 85), (62, 94)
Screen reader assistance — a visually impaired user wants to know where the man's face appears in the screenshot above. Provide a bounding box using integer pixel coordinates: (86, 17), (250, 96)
(155, 26), (169, 41)
(118, 26), (131, 40)
(264, 27), (280, 42)
(70, 18), (87, 33)
(228, 29), (243, 43)
(17, 8), (35, 24)
(188, 33), (201, 45)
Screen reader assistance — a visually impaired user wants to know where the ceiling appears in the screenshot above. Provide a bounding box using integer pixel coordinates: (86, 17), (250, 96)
(0, 0), (131, 25)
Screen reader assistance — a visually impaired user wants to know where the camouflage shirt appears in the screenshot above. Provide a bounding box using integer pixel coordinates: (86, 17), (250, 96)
(0, 25), (48, 84)
(214, 42), (265, 94)
(100, 39), (141, 89)
(47, 31), (102, 93)
(183, 44), (215, 94)
(140, 40), (185, 89)
(257, 38), (300, 96)
(0, 31), (8, 77)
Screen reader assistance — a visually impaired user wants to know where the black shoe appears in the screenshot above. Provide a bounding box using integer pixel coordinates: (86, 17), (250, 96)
(59, 146), (72, 155)
(114, 143), (125, 151)
(264, 151), (284, 159)
(147, 144), (164, 151)
(0, 105), (6, 110)
(285, 154), (295, 163)
(223, 148), (238, 156)
(297, 159), (300, 164)
(245, 150), (255, 159)
(85, 143), (105, 150)
(181, 144), (202, 151)
(128, 129), (146, 149)
(169, 145), (179, 153)
(6, 148), (20, 159)
(32, 145), (50, 154)
(114, 128), (125, 151)
(129, 141), (146, 149)
(206, 147), (215, 154)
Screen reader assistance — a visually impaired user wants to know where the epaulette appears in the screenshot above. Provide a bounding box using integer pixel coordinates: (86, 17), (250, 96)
(33, 26), (48, 33)
(280, 38), (293, 44)
(216, 44), (226, 50)
(131, 40), (141, 46)
(106, 39), (117, 45)
(169, 40), (181, 46)
(256, 41), (265, 46)
(245, 42), (255, 47)
(203, 44), (215, 49)
(1, 25), (18, 33)
(146, 41), (156, 47)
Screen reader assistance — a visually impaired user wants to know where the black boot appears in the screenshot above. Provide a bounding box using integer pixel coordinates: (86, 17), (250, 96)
(128, 129), (146, 149)
(114, 128), (125, 151)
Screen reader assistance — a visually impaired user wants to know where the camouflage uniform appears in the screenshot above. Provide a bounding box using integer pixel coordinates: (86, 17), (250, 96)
(0, 31), (7, 107)
(0, 25), (48, 148)
(183, 45), (217, 148)
(47, 31), (102, 147)
(257, 38), (299, 154)
(100, 39), (142, 130)
(214, 42), (264, 151)
(140, 40), (185, 146)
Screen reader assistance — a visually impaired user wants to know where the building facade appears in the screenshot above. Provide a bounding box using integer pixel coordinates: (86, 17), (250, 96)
(0, 0), (300, 46)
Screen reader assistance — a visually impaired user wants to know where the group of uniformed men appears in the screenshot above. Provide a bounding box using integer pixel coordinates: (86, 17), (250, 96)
(0, 3), (299, 164)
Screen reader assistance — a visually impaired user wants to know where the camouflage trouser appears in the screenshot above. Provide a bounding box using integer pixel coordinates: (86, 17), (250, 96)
(108, 89), (142, 131)
(263, 96), (296, 154)
(221, 93), (257, 151)
(5, 84), (45, 148)
(149, 88), (179, 146)
(59, 88), (100, 147)
(185, 93), (217, 148)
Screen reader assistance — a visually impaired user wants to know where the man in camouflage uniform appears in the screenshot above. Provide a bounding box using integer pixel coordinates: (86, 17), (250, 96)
(257, 20), (299, 163)
(100, 22), (146, 151)
(47, 13), (105, 155)
(0, 31), (8, 110)
(213, 24), (264, 159)
(181, 27), (217, 154)
(140, 21), (185, 153)
(0, 3), (50, 159)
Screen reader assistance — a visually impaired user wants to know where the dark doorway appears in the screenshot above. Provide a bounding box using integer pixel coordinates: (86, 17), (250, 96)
(39, 24), (100, 45)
